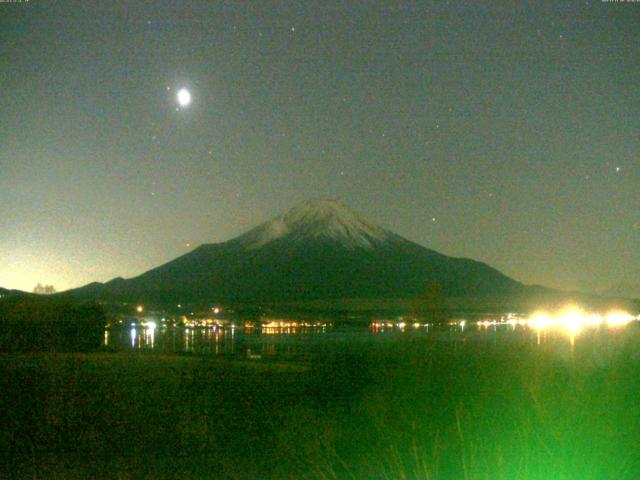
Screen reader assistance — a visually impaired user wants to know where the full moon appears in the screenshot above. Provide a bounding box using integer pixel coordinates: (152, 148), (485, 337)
(177, 88), (192, 107)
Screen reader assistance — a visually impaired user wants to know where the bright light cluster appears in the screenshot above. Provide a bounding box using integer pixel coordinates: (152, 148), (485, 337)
(370, 320), (433, 331)
(524, 307), (636, 334)
(473, 306), (637, 346)
(262, 320), (327, 329)
(183, 317), (225, 328)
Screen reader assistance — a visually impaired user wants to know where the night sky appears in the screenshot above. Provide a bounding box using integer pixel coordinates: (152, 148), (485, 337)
(1, 1), (638, 294)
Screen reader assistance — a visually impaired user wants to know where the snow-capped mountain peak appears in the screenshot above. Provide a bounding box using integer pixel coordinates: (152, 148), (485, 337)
(237, 199), (392, 249)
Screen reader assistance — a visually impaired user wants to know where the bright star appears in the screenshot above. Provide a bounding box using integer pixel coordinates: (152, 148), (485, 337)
(177, 88), (192, 107)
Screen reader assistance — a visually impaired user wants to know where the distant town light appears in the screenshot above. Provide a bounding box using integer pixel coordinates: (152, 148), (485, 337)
(605, 311), (635, 328)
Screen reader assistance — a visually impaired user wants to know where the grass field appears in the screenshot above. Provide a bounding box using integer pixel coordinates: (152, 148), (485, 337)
(2, 326), (640, 479)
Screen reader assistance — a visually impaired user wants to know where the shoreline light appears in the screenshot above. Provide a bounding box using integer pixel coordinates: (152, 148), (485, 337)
(474, 306), (637, 344)
(605, 311), (636, 328)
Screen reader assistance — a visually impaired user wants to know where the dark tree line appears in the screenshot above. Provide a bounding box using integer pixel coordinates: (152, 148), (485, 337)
(0, 296), (106, 352)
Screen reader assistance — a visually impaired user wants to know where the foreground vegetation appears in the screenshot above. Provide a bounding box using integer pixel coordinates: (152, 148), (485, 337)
(1, 326), (640, 479)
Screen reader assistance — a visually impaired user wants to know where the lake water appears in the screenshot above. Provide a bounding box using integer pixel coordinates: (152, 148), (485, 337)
(105, 315), (640, 363)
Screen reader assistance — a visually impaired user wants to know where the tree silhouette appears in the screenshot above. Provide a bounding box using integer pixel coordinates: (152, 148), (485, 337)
(33, 283), (56, 295)
(411, 282), (446, 322)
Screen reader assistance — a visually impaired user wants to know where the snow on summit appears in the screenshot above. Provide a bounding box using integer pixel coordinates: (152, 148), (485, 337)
(238, 199), (392, 249)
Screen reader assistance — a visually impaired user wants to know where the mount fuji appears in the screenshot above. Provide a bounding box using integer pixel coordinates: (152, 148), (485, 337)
(67, 199), (530, 309)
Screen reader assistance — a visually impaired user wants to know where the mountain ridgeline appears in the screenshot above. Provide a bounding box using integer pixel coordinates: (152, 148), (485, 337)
(0, 287), (29, 298)
(67, 200), (530, 309)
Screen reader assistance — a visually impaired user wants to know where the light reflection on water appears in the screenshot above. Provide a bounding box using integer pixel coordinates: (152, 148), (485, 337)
(106, 315), (640, 361)
(111, 324), (336, 357)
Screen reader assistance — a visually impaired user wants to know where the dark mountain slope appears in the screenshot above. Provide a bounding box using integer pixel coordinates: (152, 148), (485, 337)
(66, 199), (524, 305)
